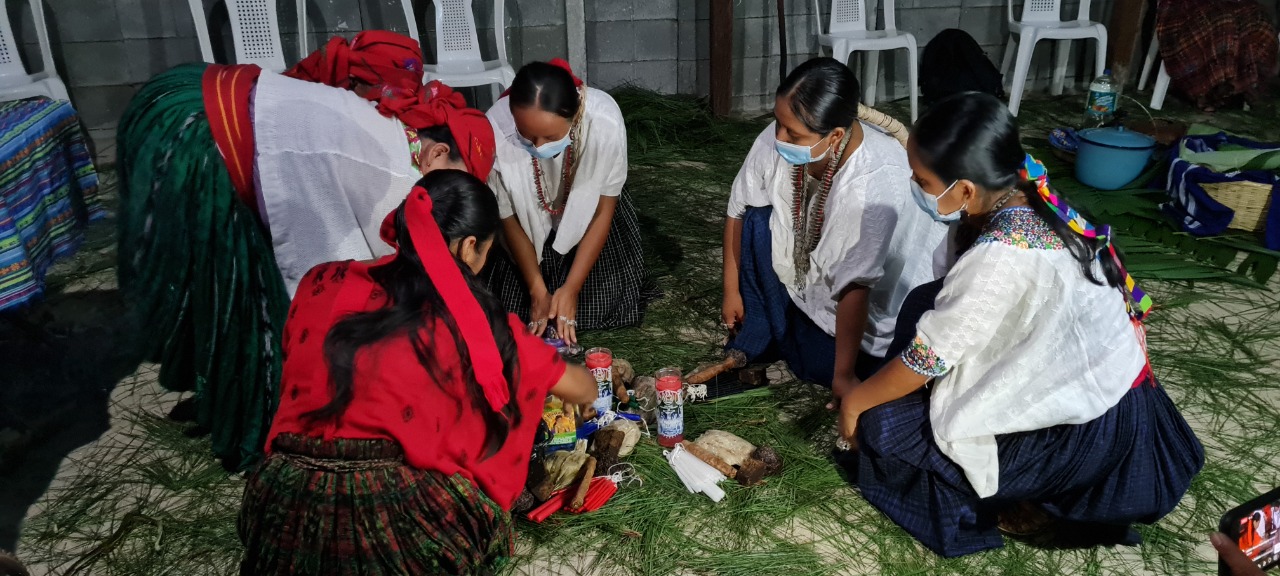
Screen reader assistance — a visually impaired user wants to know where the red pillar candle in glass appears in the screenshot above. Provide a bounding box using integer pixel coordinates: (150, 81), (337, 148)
(585, 347), (614, 416)
(655, 367), (684, 447)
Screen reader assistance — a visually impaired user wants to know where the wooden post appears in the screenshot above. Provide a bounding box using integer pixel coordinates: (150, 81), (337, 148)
(710, 0), (734, 118)
(1107, 0), (1149, 92)
(777, 0), (788, 80)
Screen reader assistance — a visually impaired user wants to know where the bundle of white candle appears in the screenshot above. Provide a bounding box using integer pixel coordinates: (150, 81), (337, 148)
(664, 443), (726, 502)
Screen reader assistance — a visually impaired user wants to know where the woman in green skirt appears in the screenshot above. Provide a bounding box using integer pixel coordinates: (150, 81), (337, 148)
(116, 33), (497, 471)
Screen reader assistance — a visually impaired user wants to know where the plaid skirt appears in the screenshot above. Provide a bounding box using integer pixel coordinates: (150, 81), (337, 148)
(485, 192), (654, 331)
(856, 283), (1204, 558)
(239, 434), (513, 576)
(1156, 0), (1279, 107)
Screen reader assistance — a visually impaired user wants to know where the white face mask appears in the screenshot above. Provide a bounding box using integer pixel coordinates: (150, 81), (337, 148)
(910, 180), (963, 223)
(774, 135), (832, 165)
(519, 133), (570, 159)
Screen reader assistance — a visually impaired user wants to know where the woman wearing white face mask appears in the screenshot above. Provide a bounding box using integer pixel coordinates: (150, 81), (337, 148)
(485, 60), (652, 345)
(720, 57), (948, 395)
(839, 92), (1202, 558)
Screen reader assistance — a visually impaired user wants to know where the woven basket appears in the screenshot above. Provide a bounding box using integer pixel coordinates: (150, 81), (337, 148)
(1204, 181), (1273, 232)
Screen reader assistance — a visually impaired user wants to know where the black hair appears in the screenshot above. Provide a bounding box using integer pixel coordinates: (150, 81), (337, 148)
(910, 91), (1124, 288)
(416, 125), (463, 164)
(776, 57), (861, 135)
(305, 169), (520, 459)
(508, 61), (580, 119)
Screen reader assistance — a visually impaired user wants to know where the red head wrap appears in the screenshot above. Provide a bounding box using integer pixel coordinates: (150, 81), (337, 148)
(378, 185), (510, 413)
(284, 31), (423, 101)
(382, 81), (496, 182)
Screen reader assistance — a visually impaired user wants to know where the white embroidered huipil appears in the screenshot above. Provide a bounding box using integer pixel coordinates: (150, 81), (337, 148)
(900, 208), (1147, 498)
(253, 72), (418, 296)
(726, 122), (949, 357)
(487, 88), (627, 261)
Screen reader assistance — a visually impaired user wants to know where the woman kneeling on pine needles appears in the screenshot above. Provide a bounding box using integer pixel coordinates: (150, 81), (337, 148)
(239, 170), (596, 575)
(484, 60), (654, 347)
(837, 92), (1204, 558)
(720, 57), (948, 390)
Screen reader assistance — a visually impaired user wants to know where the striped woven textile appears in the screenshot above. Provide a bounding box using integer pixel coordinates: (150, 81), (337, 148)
(0, 97), (102, 311)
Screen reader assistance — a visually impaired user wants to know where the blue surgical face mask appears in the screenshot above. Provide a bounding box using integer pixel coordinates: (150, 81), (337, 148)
(519, 133), (570, 159)
(911, 180), (963, 223)
(775, 135), (831, 165)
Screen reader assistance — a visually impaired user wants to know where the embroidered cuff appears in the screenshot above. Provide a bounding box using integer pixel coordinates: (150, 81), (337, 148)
(901, 337), (949, 377)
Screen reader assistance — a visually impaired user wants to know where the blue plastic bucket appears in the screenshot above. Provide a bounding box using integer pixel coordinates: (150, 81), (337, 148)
(1074, 127), (1157, 190)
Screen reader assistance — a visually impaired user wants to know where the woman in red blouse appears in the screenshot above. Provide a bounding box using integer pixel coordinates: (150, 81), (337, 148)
(238, 170), (596, 575)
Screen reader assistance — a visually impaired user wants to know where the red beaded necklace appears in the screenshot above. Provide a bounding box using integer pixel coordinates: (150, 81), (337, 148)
(790, 125), (855, 286)
(531, 137), (576, 216)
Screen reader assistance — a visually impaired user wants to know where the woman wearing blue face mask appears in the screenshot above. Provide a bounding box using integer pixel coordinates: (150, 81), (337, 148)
(485, 60), (652, 345)
(839, 92), (1202, 558)
(719, 57), (949, 396)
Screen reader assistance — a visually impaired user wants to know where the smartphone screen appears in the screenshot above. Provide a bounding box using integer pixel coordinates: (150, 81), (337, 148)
(1235, 497), (1280, 571)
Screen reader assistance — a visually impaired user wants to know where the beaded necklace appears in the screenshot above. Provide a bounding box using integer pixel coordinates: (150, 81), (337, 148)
(531, 87), (588, 216)
(790, 124), (856, 287)
(532, 140), (575, 216)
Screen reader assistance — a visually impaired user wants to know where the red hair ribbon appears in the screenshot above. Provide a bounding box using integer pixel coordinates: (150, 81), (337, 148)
(393, 185), (510, 413)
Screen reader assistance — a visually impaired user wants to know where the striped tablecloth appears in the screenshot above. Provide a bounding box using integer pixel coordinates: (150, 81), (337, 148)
(0, 97), (104, 311)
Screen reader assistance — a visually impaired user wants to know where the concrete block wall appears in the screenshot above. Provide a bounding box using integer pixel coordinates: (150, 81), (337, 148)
(680, 0), (1115, 114)
(5, 0), (1120, 134)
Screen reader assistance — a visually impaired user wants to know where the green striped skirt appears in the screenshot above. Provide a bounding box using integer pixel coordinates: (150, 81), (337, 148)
(116, 62), (289, 471)
(239, 434), (514, 575)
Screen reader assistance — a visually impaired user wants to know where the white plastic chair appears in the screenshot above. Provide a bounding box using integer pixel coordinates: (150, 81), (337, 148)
(1137, 36), (1171, 110)
(298, 0), (420, 57)
(0, 0), (69, 102)
(187, 0), (288, 72)
(999, 0), (1107, 116)
(812, 0), (918, 121)
(422, 0), (516, 101)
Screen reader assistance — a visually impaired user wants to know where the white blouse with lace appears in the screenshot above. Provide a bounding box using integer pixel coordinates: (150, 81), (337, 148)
(487, 87), (627, 262)
(727, 122), (948, 357)
(901, 207), (1147, 498)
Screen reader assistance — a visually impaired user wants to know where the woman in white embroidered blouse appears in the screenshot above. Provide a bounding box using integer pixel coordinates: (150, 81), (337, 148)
(835, 92), (1203, 558)
(484, 60), (650, 345)
(719, 57), (948, 391)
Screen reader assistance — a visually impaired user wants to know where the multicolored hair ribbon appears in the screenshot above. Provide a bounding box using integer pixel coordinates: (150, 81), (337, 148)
(1019, 154), (1154, 320)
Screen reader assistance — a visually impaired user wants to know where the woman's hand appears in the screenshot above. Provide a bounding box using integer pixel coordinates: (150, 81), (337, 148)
(529, 286), (552, 335)
(838, 401), (862, 451)
(549, 287), (581, 345)
(827, 375), (860, 411)
(721, 289), (744, 331)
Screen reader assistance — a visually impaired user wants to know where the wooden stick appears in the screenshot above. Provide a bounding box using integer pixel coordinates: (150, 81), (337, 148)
(678, 441), (737, 479)
(569, 457), (597, 511)
(686, 349), (747, 384)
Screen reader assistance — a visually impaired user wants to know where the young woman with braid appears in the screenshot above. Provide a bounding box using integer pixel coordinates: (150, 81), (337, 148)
(484, 60), (652, 346)
(838, 92), (1203, 558)
(239, 170), (596, 574)
(721, 57), (949, 393)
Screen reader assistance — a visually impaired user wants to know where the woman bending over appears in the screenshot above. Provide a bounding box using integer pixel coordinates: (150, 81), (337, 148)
(485, 60), (652, 345)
